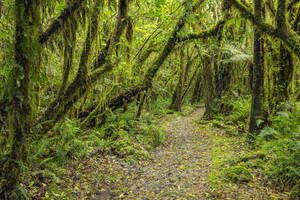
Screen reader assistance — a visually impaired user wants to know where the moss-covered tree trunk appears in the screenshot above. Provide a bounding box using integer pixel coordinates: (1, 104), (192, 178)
(136, 91), (146, 118)
(215, 57), (232, 100)
(203, 57), (215, 119)
(272, 0), (295, 109)
(249, 0), (265, 136)
(171, 48), (185, 111)
(191, 68), (203, 104)
(1, 0), (41, 198)
(275, 43), (295, 105)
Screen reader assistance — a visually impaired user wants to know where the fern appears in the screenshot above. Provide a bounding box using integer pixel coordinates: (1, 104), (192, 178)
(221, 44), (253, 64)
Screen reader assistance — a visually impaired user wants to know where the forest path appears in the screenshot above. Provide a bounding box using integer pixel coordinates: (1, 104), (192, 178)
(115, 108), (211, 199)
(87, 107), (286, 200)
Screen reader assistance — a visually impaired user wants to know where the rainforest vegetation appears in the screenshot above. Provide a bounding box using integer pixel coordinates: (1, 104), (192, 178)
(0, 0), (299, 199)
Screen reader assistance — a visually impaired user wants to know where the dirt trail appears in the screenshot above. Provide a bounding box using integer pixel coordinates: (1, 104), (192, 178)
(116, 108), (211, 199)
(88, 108), (286, 200)
(83, 107), (289, 200)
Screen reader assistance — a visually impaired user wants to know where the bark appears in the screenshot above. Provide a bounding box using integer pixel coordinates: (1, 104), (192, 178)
(176, 49), (185, 111)
(191, 68), (202, 104)
(203, 59), (215, 119)
(276, 0), (288, 34)
(182, 67), (198, 101)
(171, 48), (185, 111)
(181, 52), (199, 101)
(93, 0), (129, 70)
(249, 0), (265, 135)
(136, 91), (146, 118)
(276, 43), (295, 103)
(1, 0), (41, 197)
(215, 56), (232, 99)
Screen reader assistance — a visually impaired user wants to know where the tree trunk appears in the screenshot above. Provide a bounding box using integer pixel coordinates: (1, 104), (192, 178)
(137, 91), (146, 118)
(1, 0), (40, 198)
(203, 57), (215, 119)
(191, 69), (202, 104)
(277, 43), (295, 103)
(249, 0), (265, 136)
(170, 48), (185, 111)
(176, 49), (185, 111)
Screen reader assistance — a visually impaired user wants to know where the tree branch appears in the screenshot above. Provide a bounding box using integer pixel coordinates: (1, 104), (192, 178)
(39, 0), (86, 44)
(93, 0), (129, 70)
(228, 0), (300, 58)
(36, 1), (100, 134)
(177, 20), (226, 43)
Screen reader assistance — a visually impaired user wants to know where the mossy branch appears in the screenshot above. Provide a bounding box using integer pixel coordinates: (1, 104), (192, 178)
(93, 0), (129, 70)
(35, 0), (129, 135)
(143, 0), (204, 87)
(177, 20), (226, 42)
(39, 0), (86, 44)
(228, 0), (300, 58)
(36, 1), (101, 134)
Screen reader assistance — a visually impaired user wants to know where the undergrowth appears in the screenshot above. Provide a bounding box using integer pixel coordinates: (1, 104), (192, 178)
(17, 97), (186, 199)
(208, 95), (300, 199)
(255, 104), (300, 199)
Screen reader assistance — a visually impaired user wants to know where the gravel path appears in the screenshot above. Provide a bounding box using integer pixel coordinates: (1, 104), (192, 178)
(118, 108), (211, 199)
(87, 108), (286, 200)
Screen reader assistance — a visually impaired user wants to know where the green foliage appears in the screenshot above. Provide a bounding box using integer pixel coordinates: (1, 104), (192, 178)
(221, 43), (253, 64)
(148, 124), (165, 148)
(100, 98), (169, 159)
(30, 119), (92, 166)
(256, 109), (300, 190)
(226, 95), (251, 124)
(224, 162), (252, 183)
(212, 94), (251, 127)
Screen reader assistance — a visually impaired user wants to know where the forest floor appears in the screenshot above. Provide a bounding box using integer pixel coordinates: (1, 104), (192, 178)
(66, 108), (288, 200)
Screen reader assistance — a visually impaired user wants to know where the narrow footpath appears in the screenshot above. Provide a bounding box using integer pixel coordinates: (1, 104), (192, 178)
(77, 108), (287, 200)
(118, 108), (211, 199)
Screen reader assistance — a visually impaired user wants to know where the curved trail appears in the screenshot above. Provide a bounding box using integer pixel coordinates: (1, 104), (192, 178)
(118, 108), (211, 199)
(89, 108), (286, 200)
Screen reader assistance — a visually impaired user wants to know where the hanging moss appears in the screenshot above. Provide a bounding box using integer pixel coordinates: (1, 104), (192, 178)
(39, 0), (86, 44)
(227, 0), (300, 58)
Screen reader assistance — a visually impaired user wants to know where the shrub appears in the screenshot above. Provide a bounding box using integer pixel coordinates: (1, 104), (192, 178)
(224, 162), (252, 183)
(257, 109), (300, 191)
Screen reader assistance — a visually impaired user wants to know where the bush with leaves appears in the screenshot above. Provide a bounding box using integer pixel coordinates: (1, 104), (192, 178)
(256, 105), (300, 192)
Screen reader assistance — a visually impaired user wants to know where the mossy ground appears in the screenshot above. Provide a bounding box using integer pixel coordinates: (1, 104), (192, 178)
(206, 119), (289, 200)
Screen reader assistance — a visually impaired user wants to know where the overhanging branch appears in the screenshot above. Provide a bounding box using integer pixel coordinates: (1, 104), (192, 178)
(228, 0), (300, 58)
(177, 20), (226, 43)
(39, 0), (86, 44)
